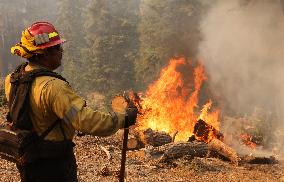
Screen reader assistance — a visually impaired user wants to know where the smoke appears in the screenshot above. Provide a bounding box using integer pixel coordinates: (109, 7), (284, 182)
(198, 0), (284, 154)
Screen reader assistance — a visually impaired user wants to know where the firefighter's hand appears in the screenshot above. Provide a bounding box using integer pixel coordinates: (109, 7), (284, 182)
(125, 105), (138, 128)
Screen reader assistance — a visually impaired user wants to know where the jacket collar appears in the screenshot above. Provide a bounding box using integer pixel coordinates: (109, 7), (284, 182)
(25, 62), (50, 72)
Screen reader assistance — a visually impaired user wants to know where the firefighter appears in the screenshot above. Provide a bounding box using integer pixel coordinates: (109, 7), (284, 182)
(5, 22), (137, 182)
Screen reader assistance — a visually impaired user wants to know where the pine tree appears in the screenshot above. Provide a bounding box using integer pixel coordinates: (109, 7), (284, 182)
(136, 0), (203, 89)
(83, 0), (139, 100)
(57, 0), (87, 92)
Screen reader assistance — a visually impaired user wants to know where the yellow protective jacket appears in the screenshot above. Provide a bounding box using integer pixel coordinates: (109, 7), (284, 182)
(4, 63), (125, 141)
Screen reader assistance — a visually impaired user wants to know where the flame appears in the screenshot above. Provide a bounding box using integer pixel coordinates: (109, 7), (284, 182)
(199, 100), (220, 131)
(136, 57), (220, 141)
(240, 133), (257, 150)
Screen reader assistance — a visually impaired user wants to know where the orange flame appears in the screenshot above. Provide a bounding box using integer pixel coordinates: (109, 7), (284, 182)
(136, 57), (220, 141)
(240, 134), (257, 149)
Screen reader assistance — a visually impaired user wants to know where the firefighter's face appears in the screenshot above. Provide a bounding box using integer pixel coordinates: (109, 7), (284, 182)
(47, 44), (63, 70)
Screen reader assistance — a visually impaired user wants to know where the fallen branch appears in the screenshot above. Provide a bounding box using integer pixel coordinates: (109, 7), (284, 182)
(240, 155), (278, 164)
(99, 145), (111, 160)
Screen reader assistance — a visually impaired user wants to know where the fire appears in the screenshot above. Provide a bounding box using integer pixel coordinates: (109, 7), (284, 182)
(240, 133), (257, 150)
(136, 57), (220, 142)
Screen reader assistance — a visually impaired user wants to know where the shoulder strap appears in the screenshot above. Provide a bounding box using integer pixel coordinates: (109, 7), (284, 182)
(10, 62), (68, 84)
(20, 68), (68, 84)
(39, 119), (62, 140)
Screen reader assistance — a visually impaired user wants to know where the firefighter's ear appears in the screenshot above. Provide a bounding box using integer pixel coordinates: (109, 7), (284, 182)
(28, 54), (41, 63)
(83, 100), (87, 107)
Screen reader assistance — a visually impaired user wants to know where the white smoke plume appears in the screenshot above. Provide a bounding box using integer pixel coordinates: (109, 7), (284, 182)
(198, 0), (284, 154)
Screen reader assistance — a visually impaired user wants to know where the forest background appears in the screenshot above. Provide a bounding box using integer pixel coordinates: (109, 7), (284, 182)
(0, 0), (207, 109)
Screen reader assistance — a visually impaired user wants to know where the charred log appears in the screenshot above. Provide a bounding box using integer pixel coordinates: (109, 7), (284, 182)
(142, 128), (172, 147)
(240, 155), (278, 164)
(208, 138), (239, 165)
(142, 139), (239, 165)
(187, 135), (196, 142)
(159, 141), (209, 162)
(129, 141), (210, 161)
(147, 141), (208, 157)
(194, 119), (224, 142)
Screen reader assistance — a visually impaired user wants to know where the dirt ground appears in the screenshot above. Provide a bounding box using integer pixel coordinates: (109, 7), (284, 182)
(0, 105), (284, 182)
(0, 133), (283, 182)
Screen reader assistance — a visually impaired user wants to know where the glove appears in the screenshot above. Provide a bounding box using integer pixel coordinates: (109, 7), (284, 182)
(124, 105), (138, 128)
(111, 93), (139, 128)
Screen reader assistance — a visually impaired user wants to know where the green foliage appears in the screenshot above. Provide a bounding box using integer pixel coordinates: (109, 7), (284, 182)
(56, 0), (87, 92)
(136, 0), (203, 89)
(82, 0), (139, 102)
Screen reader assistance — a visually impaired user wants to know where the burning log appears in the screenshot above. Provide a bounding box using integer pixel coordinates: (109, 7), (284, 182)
(190, 119), (239, 164)
(126, 127), (239, 165)
(208, 138), (239, 165)
(194, 119), (224, 142)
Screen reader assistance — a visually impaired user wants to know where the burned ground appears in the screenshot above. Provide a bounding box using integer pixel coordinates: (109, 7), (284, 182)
(0, 133), (283, 182)
(0, 105), (283, 182)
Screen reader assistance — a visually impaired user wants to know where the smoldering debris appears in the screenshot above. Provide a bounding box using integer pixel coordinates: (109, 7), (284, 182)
(198, 0), (284, 154)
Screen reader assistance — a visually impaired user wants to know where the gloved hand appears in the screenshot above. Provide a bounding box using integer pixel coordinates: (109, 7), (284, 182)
(124, 104), (138, 128)
(111, 92), (139, 128)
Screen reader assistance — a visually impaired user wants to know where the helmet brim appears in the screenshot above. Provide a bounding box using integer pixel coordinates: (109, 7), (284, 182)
(38, 39), (66, 49)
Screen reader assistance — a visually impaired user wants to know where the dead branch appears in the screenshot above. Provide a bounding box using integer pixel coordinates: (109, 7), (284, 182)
(172, 131), (178, 142)
(99, 145), (111, 160)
